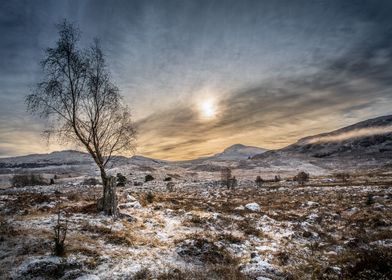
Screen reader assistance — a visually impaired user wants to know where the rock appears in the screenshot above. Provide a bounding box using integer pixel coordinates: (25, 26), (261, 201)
(119, 212), (137, 222)
(307, 213), (321, 223)
(76, 274), (100, 280)
(245, 203), (260, 212)
(13, 256), (82, 280)
(118, 201), (142, 209)
(164, 209), (175, 217)
(211, 213), (220, 220)
(126, 194), (138, 202)
(176, 239), (229, 265)
(346, 207), (359, 214)
(373, 203), (385, 211)
(303, 201), (319, 207)
(241, 254), (281, 279)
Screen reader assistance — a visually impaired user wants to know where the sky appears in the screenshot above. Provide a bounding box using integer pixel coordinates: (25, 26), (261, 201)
(1, 0), (392, 160)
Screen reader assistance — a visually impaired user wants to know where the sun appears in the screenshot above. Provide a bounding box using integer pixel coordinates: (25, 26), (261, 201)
(200, 99), (217, 119)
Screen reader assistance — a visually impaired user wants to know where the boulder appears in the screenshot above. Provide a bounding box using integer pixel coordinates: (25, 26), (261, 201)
(245, 203), (260, 212)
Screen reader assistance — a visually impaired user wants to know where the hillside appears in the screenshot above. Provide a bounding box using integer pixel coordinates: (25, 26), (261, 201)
(212, 144), (267, 160)
(252, 115), (392, 169)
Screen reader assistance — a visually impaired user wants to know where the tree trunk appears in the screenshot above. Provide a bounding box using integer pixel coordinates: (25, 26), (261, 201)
(97, 170), (118, 218)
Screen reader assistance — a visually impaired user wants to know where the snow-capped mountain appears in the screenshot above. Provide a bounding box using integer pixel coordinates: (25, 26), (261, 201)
(252, 115), (392, 169)
(283, 115), (392, 158)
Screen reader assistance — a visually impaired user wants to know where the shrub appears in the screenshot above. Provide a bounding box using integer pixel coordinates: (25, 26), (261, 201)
(53, 210), (68, 256)
(294, 171), (309, 185)
(274, 175), (281, 182)
(116, 173), (127, 187)
(366, 193), (374, 206)
(145, 174), (154, 182)
(341, 247), (392, 279)
(134, 181), (143, 186)
(146, 192), (154, 204)
(166, 182), (175, 192)
(228, 176), (238, 189)
(164, 176), (172, 181)
(255, 176), (263, 187)
(335, 172), (350, 182)
(10, 173), (47, 187)
(133, 268), (151, 280)
(176, 238), (236, 265)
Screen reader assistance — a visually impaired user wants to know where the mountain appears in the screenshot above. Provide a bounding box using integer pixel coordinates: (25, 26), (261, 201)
(129, 155), (167, 165)
(2, 114), (391, 174)
(0, 150), (93, 168)
(213, 144), (267, 160)
(0, 150), (169, 169)
(284, 115), (392, 158)
(252, 115), (392, 169)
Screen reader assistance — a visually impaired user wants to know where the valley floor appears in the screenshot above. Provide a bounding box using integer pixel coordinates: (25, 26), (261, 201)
(1, 174), (392, 279)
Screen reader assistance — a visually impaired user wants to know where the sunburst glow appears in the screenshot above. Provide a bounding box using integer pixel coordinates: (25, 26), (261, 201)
(200, 99), (217, 119)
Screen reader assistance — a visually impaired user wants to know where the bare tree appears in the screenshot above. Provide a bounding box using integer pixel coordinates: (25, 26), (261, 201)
(26, 21), (136, 216)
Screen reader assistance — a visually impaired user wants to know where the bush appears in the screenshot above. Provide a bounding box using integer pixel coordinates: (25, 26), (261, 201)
(342, 247), (392, 279)
(53, 210), (68, 256)
(366, 193), (374, 206)
(164, 177), (172, 181)
(146, 192), (154, 204)
(10, 173), (47, 187)
(255, 176), (263, 187)
(116, 173), (127, 187)
(274, 175), (281, 182)
(228, 176), (238, 189)
(134, 181), (143, 186)
(335, 172), (350, 182)
(294, 171), (309, 185)
(145, 174), (154, 182)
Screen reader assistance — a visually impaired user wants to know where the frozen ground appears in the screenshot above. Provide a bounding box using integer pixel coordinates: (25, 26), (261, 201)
(0, 169), (391, 280)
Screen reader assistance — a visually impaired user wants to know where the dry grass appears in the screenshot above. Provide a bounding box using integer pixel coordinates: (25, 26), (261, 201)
(1, 171), (391, 279)
(66, 202), (97, 214)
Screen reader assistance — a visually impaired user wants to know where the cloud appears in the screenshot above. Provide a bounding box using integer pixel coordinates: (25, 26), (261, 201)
(305, 125), (392, 144)
(135, 26), (392, 159)
(1, 0), (392, 159)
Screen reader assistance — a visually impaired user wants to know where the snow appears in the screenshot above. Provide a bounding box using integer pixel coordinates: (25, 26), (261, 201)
(1, 146), (392, 279)
(76, 275), (101, 280)
(241, 254), (278, 278)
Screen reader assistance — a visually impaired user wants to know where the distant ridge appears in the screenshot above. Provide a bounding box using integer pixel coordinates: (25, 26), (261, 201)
(252, 115), (392, 163)
(3, 114), (392, 170)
